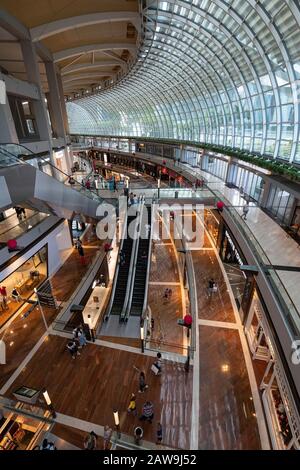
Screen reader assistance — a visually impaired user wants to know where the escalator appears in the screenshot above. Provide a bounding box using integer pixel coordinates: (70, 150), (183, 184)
(109, 214), (136, 316)
(129, 205), (151, 316)
(0, 143), (108, 221)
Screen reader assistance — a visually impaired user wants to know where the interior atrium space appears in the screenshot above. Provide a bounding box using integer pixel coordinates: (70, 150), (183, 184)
(0, 0), (300, 459)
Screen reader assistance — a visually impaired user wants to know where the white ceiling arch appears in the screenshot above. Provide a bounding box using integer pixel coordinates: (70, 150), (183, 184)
(30, 12), (141, 42)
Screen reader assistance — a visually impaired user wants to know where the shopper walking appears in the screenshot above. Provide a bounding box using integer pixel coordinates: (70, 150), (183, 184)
(78, 244), (86, 265)
(134, 426), (143, 445)
(156, 422), (163, 445)
(84, 431), (97, 450)
(127, 393), (137, 416)
(152, 352), (162, 375)
(139, 401), (154, 423)
(67, 340), (81, 359)
(241, 203), (249, 220)
(138, 371), (148, 393)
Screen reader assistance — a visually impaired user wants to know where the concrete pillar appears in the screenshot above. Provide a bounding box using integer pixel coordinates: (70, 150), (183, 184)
(225, 157), (233, 184)
(45, 62), (71, 174)
(56, 72), (70, 135)
(46, 69), (67, 140)
(0, 93), (19, 143)
(260, 178), (272, 208)
(20, 40), (52, 145)
(179, 144), (184, 162)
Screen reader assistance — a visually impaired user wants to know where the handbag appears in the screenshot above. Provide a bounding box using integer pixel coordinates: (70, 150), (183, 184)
(151, 364), (159, 375)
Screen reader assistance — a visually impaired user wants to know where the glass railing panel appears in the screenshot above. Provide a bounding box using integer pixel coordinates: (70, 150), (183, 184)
(0, 212), (49, 244)
(0, 148), (23, 167)
(209, 188), (300, 337)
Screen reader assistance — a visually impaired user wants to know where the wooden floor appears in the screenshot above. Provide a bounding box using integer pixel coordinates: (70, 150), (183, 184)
(0, 236), (102, 389)
(148, 230), (184, 354)
(198, 326), (261, 449)
(192, 249), (236, 323)
(6, 335), (192, 449)
(51, 246), (100, 302)
(51, 422), (105, 450)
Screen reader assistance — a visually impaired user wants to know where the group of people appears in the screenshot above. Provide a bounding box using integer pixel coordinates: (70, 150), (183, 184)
(128, 193), (138, 206)
(66, 325), (87, 359)
(0, 285), (22, 311)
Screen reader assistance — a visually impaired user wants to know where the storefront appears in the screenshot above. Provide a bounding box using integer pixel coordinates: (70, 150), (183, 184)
(0, 245), (47, 328)
(245, 291), (300, 449)
(227, 163), (265, 203)
(265, 184), (296, 225)
(0, 396), (52, 450)
(219, 227), (252, 317)
(204, 209), (221, 246)
(201, 153), (229, 180)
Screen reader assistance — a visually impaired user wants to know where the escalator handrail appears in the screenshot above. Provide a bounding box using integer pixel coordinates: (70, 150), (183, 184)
(104, 204), (129, 320)
(122, 197), (145, 322)
(120, 197), (144, 322)
(141, 202), (153, 317)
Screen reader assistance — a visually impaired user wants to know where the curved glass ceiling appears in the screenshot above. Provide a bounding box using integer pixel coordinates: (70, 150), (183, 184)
(67, 0), (300, 163)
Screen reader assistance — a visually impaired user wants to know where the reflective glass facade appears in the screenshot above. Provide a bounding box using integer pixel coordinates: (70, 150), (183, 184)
(67, 0), (300, 164)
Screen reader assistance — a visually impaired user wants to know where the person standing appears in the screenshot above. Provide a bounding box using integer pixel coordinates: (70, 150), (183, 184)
(74, 238), (82, 250)
(156, 422), (163, 445)
(139, 401), (154, 423)
(0, 286), (8, 311)
(78, 244), (86, 265)
(103, 426), (112, 450)
(84, 431), (97, 450)
(208, 278), (215, 297)
(138, 371), (148, 393)
(73, 326), (87, 348)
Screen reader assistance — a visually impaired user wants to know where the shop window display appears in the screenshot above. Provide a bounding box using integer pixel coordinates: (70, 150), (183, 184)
(0, 246), (47, 328)
(204, 209), (220, 245)
(0, 402), (51, 450)
(245, 293), (300, 450)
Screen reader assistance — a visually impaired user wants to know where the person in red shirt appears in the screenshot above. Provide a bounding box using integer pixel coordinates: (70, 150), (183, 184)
(183, 314), (193, 327)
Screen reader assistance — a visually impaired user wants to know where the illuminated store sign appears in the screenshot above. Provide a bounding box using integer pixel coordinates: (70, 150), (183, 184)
(225, 230), (243, 266)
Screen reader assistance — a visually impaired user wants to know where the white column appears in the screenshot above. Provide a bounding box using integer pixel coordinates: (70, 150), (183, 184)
(0, 92), (19, 143)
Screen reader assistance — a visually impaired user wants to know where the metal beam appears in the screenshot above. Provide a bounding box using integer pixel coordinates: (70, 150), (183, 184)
(35, 41), (53, 62)
(61, 61), (123, 76)
(30, 12), (140, 41)
(62, 72), (113, 83)
(53, 43), (137, 63)
(0, 9), (30, 40)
